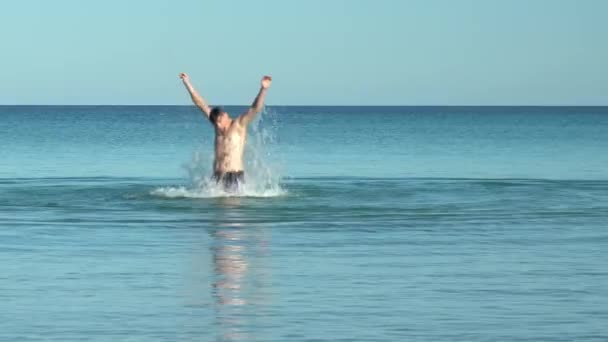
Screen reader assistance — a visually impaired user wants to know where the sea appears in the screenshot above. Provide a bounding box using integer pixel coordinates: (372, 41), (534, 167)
(1, 105), (607, 341)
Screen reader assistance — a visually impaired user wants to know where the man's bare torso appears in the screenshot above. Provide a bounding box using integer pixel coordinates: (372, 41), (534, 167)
(214, 121), (247, 174)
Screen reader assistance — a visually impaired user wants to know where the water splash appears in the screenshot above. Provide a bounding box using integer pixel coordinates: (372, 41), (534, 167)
(151, 107), (286, 198)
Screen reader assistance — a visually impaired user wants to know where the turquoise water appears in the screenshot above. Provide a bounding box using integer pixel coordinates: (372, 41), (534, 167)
(1, 106), (608, 341)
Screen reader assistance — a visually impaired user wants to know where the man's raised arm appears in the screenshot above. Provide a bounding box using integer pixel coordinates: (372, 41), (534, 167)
(180, 73), (211, 119)
(239, 76), (272, 126)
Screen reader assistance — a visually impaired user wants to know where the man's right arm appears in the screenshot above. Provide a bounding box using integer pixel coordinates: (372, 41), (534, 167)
(180, 73), (211, 119)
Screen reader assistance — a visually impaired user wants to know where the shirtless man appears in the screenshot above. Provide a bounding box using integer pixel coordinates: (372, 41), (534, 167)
(179, 73), (272, 190)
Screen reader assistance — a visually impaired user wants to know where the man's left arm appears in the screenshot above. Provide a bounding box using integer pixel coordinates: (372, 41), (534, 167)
(239, 76), (272, 126)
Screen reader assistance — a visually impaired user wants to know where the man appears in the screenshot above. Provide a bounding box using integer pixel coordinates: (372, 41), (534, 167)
(179, 73), (272, 190)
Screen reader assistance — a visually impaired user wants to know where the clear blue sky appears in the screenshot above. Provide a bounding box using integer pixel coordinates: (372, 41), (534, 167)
(1, 0), (606, 105)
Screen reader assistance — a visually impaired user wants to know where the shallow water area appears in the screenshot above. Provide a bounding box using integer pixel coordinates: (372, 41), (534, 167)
(2, 106), (608, 341)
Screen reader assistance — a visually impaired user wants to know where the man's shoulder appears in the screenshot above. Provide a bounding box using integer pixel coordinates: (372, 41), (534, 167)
(231, 118), (248, 131)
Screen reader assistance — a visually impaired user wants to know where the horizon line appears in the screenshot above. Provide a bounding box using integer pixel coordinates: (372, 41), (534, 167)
(1, 104), (607, 107)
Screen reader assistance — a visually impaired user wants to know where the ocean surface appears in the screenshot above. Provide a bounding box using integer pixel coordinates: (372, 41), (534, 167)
(1, 105), (608, 341)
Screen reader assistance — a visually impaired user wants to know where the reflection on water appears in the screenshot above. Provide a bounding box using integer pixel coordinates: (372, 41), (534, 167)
(209, 197), (271, 341)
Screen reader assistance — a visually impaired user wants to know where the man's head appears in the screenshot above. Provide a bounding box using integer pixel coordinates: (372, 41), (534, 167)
(209, 106), (230, 126)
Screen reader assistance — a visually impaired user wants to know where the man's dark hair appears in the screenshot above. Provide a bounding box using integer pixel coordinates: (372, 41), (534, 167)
(209, 106), (224, 124)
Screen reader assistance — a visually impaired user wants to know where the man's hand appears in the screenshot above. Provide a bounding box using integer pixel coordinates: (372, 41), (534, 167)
(180, 72), (190, 83)
(261, 75), (272, 89)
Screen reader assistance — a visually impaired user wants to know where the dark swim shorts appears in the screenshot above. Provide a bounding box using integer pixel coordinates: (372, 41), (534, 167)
(213, 171), (245, 191)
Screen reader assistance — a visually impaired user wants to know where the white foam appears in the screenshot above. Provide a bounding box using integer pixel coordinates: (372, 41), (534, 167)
(151, 181), (287, 199)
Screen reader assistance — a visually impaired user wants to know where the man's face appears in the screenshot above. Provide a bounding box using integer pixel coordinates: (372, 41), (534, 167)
(217, 111), (230, 125)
